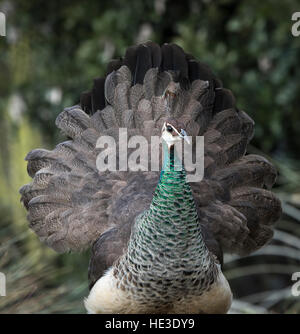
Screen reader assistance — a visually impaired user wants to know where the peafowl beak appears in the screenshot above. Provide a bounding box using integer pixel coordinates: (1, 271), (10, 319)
(179, 129), (191, 145)
(161, 122), (191, 146)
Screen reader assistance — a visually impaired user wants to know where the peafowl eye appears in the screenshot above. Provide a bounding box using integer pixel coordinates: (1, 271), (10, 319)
(166, 125), (173, 133)
(20, 41), (282, 314)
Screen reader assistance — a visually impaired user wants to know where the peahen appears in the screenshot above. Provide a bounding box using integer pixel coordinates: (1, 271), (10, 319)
(20, 42), (282, 314)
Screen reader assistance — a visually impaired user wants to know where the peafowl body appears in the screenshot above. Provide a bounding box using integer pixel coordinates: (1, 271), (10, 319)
(20, 42), (282, 314)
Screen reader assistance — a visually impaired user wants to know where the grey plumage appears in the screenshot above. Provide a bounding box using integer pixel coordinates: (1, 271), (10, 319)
(20, 42), (282, 313)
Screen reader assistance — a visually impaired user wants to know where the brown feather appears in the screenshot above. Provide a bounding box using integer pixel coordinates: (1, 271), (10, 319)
(19, 42), (281, 280)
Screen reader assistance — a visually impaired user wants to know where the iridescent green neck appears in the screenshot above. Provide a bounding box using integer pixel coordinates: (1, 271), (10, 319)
(128, 141), (211, 260)
(160, 142), (183, 181)
(117, 140), (216, 301)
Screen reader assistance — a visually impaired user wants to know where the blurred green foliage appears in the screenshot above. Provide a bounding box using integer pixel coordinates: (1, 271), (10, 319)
(1, 0), (299, 153)
(0, 0), (300, 313)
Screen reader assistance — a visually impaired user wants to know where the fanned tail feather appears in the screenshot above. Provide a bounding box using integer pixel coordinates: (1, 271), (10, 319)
(20, 41), (281, 260)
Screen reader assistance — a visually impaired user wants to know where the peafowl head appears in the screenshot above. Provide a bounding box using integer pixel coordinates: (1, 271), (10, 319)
(161, 119), (191, 147)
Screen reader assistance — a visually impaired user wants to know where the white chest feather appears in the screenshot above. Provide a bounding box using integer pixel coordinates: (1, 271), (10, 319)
(84, 267), (232, 314)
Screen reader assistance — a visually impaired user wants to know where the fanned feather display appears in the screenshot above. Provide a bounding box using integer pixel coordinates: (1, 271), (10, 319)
(20, 42), (281, 292)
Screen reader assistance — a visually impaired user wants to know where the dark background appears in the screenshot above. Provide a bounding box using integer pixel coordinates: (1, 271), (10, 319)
(0, 0), (299, 313)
